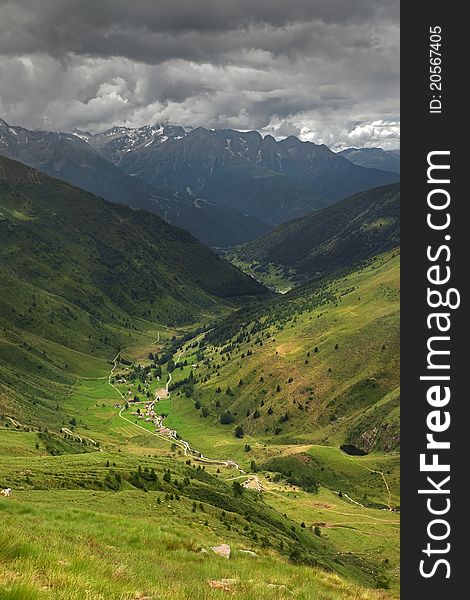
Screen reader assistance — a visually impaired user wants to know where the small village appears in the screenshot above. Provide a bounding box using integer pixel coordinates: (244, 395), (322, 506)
(129, 397), (177, 439)
(110, 351), (245, 472)
(112, 363), (179, 440)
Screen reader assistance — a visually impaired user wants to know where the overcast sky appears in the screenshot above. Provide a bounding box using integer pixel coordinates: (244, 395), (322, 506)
(0, 0), (399, 149)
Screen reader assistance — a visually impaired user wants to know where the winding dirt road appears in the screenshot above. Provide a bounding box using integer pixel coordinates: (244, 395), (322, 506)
(109, 332), (244, 472)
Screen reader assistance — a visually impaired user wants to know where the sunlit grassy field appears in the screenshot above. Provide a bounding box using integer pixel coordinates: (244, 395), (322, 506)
(0, 253), (400, 599)
(0, 490), (394, 600)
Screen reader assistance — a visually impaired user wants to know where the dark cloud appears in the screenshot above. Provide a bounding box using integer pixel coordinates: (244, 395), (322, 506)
(0, 1), (398, 47)
(0, 0), (399, 149)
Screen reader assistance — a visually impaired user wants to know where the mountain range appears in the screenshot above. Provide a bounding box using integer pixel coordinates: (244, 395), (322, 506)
(0, 119), (268, 248)
(0, 119), (399, 247)
(106, 125), (399, 224)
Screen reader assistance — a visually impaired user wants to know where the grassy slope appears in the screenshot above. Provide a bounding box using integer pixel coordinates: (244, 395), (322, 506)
(0, 155), (265, 424)
(0, 490), (394, 600)
(73, 251), (399, 594)
(0, 445), (398, 599)
(0, 346), (398, 599)
(172, 250), (400, 456)
(230, 183), (399, 288)
(0, 351), (399, 597)
(140, 250), (400, 582)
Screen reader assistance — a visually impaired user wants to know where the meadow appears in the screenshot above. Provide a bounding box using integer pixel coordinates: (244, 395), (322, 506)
(1, 251), (400, 599)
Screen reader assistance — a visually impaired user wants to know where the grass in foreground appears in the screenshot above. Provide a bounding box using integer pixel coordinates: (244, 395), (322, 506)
(0, 252), (400, 598)
(0, 488), (396, 600)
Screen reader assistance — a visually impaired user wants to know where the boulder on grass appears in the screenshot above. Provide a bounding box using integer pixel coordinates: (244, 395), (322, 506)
(211, 544), (231, 559)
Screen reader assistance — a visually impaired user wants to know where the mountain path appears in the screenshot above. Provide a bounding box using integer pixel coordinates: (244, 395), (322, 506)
(365, 467), (393, 511)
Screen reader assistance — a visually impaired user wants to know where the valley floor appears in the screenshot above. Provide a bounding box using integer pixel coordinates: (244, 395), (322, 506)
(0, 347), (399, 599)
(0, 253), (400, 599)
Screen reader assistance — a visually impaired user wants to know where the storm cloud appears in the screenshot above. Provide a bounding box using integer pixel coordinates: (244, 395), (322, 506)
(0, 0), (399, 148)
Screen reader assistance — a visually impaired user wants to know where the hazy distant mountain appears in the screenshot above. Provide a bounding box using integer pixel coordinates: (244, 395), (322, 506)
(0, 119), (267, 247)
(232, 183), (400, 281)
(0, 119), (399, 246)
(115, 126), (399, 226)
(85, 126), (325, 226)
(338, 147), (400, 174)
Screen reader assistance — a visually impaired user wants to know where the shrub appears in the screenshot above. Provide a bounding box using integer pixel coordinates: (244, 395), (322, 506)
(220, 412), (234, 425)
(375, 572), (391, 590)
(232, 481), (244, 496)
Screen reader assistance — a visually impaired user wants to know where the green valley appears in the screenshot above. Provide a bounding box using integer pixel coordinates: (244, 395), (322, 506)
(0, 155), (265, 424)
(0, 156), (399, 599)
(141, 249), (399, 492)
